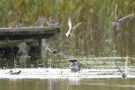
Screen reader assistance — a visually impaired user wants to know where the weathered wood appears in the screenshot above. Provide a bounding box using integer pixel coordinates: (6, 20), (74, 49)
(0, 26), (60, 68)
(0, 39), (36, 47)
(0, 26), (60, 40)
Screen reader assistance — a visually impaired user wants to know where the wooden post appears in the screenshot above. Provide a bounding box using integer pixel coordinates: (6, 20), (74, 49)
(38, 38), (42, 67)
(41, 39), (47, 66)
(0, 26), (60, 68)
(18, 42), (28, 68)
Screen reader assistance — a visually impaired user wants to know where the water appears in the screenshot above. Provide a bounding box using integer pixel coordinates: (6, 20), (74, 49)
(0, 78), (135, 90)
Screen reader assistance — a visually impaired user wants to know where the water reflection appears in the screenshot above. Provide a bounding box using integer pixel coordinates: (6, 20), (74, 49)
(69, 77), (81, 85)
(0, 78), (135, 90)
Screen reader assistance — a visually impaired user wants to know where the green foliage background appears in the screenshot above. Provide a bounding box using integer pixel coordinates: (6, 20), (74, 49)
(0, 0), (135, 57)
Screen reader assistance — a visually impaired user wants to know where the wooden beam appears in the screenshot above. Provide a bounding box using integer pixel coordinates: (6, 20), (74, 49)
(0, 26), (60, 40)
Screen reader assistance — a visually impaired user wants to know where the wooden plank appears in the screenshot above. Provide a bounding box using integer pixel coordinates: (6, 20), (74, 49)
(0, 26), (60, 40)
(0, 26), (60, 31)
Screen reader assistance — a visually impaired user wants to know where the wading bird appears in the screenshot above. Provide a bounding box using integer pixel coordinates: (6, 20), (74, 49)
(66, 17), (82, 37)
(46, 14), (59, 26)
(68, 59), (82, 72)
(112, 5), (134, 26)
(33, 16), (46, 27)
(9, 20), (24, 28)
(114, 58), (128, 79)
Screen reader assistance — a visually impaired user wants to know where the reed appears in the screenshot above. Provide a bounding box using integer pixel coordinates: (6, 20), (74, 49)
(0, 0), (135, 58)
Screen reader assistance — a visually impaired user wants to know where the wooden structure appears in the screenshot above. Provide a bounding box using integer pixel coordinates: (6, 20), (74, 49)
(0, 26), (60, 40)
(0, 26), (60, 68)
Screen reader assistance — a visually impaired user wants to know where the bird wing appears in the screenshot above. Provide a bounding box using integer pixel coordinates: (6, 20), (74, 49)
(115, 4), (118, 21)
(124, 57), (128, 74)
(72, 22), (82, 29)
(68, 59), (78, 63)
(58, 53), (67, 58)
(66, 17), (72, 37)
(46, 44), (52, 52)
(40, 16), (46, 26)
(118, 14), (134, 22)
(114, 60), (123, 73)
(68, 17), (72, 32)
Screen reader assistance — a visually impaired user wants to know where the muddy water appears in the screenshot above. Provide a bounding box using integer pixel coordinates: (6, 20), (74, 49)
(0, 78), (135, 90)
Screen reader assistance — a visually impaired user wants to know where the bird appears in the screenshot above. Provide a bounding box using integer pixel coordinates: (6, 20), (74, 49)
(114, 58), (128, 79)
(13, 70), (21, 75)
(66, 17), (82, 37)
(46, 14), (59, 26)
(112, 4), (134, 26)
(46, 44), (67, 58)
(5, 70), (13, 75)
(9, 20), (24, 28)
(5, 70), (21, 75)
(46, 45), (61, 55)
(68, 59), (82, 72)
(33, 16), (46, 27)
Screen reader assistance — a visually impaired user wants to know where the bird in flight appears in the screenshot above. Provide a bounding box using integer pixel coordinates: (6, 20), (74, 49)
(46, 44), (67, 58)
(66, 17), (82, 37)
(112, 4), (134, 26)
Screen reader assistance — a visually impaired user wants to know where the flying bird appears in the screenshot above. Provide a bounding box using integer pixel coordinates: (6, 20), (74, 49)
(112, 4), (134, 26)
(114, 58), (128, 79)
(33, 16), (46, 27)
(66, 17), (82, 37)
(46, 44), (67, 58)
(68, 59), (82, 72)
(47, 46), (61, 56)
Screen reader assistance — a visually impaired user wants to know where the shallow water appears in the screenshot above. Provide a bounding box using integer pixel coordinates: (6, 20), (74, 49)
(0, 78), (135, 90)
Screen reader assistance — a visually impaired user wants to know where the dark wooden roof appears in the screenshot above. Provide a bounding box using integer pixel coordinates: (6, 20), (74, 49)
(0, 26), (60, 40)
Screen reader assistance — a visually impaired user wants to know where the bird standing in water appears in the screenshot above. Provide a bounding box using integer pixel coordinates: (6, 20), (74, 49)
(68, 59), (82, 72)
(112, 4), (134, 26)
(66, 17), (82, 37)
(114, 57), (128, 79)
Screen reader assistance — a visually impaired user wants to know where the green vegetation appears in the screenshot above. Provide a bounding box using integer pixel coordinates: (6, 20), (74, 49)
(0, 0), (135, 58)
